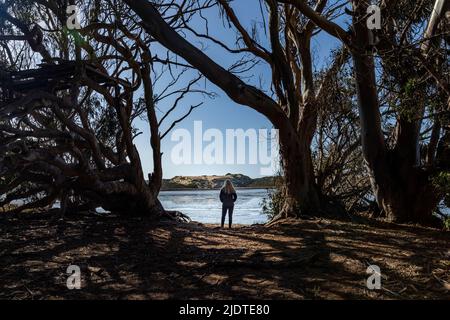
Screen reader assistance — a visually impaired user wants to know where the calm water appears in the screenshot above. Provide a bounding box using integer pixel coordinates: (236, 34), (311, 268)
(159, 189), (269, 225)
(12, 188), (270, 225)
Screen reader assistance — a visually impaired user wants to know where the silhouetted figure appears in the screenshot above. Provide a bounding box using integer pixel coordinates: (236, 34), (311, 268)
(219, 179), (237, 228)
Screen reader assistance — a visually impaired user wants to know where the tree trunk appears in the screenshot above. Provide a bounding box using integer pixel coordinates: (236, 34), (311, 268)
(374, 157), (439, 225)
(124, 0), (332, 220)
(351, 0), (440, 225)
(277, 125), (321, 218)
(141, 58), (163, 195)
(97, 190), (163, 216)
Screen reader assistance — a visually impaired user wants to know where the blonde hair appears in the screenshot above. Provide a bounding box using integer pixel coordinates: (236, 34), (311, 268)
(223, 179), (235, 194)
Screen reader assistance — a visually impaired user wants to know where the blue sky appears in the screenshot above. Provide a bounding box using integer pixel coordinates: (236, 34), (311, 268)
(132, 0), (345, 178)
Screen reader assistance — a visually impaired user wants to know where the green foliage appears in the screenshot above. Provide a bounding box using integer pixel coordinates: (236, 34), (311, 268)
(431, 172), (450, 229)
(396, 77), (424, 121)
(62, 27), (89, 47)
(443, 217), (450, 231)
(260, 187), (283, 220)
(432, 172), (450, 207)
(404, 78), (418, 97)
(432, 171), (450, 188)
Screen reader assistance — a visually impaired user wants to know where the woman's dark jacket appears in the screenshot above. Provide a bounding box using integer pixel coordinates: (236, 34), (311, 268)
(220, 188), (237, 207)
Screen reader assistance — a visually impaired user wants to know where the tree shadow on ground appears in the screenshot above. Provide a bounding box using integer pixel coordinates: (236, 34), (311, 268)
(0, 211), (448, 299)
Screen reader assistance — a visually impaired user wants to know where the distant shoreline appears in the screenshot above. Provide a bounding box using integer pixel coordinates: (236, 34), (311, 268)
(161, 173), (280, 190)
(160, 187), (275, 191)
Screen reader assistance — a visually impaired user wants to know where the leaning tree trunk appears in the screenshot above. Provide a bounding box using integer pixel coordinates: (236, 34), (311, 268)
(124, 0), (329, 220)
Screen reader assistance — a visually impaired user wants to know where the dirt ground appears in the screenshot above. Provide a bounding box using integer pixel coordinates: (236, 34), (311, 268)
(0, 211), (449, 300)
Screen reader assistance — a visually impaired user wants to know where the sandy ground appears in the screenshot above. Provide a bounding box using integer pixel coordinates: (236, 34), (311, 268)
(0, 211), (449, 300)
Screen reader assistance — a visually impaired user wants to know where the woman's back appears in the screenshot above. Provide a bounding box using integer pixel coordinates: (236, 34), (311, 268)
(220, 179), (237, 228)
(220, 188), (237, 206)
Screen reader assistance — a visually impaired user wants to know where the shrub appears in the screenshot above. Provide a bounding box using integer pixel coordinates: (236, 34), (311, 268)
(260, 187), (283, 220)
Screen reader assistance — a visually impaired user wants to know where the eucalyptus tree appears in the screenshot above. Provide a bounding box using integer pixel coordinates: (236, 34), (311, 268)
(277, 0), (449, 224)
(0, 0), (208, 217)
(124, 0), (351, 219)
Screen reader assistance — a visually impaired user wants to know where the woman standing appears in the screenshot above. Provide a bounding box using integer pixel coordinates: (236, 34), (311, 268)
(219, 180), (237, 228)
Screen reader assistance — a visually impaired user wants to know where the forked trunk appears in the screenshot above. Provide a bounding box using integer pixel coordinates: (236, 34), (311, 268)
(351, 0), (440, 225)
